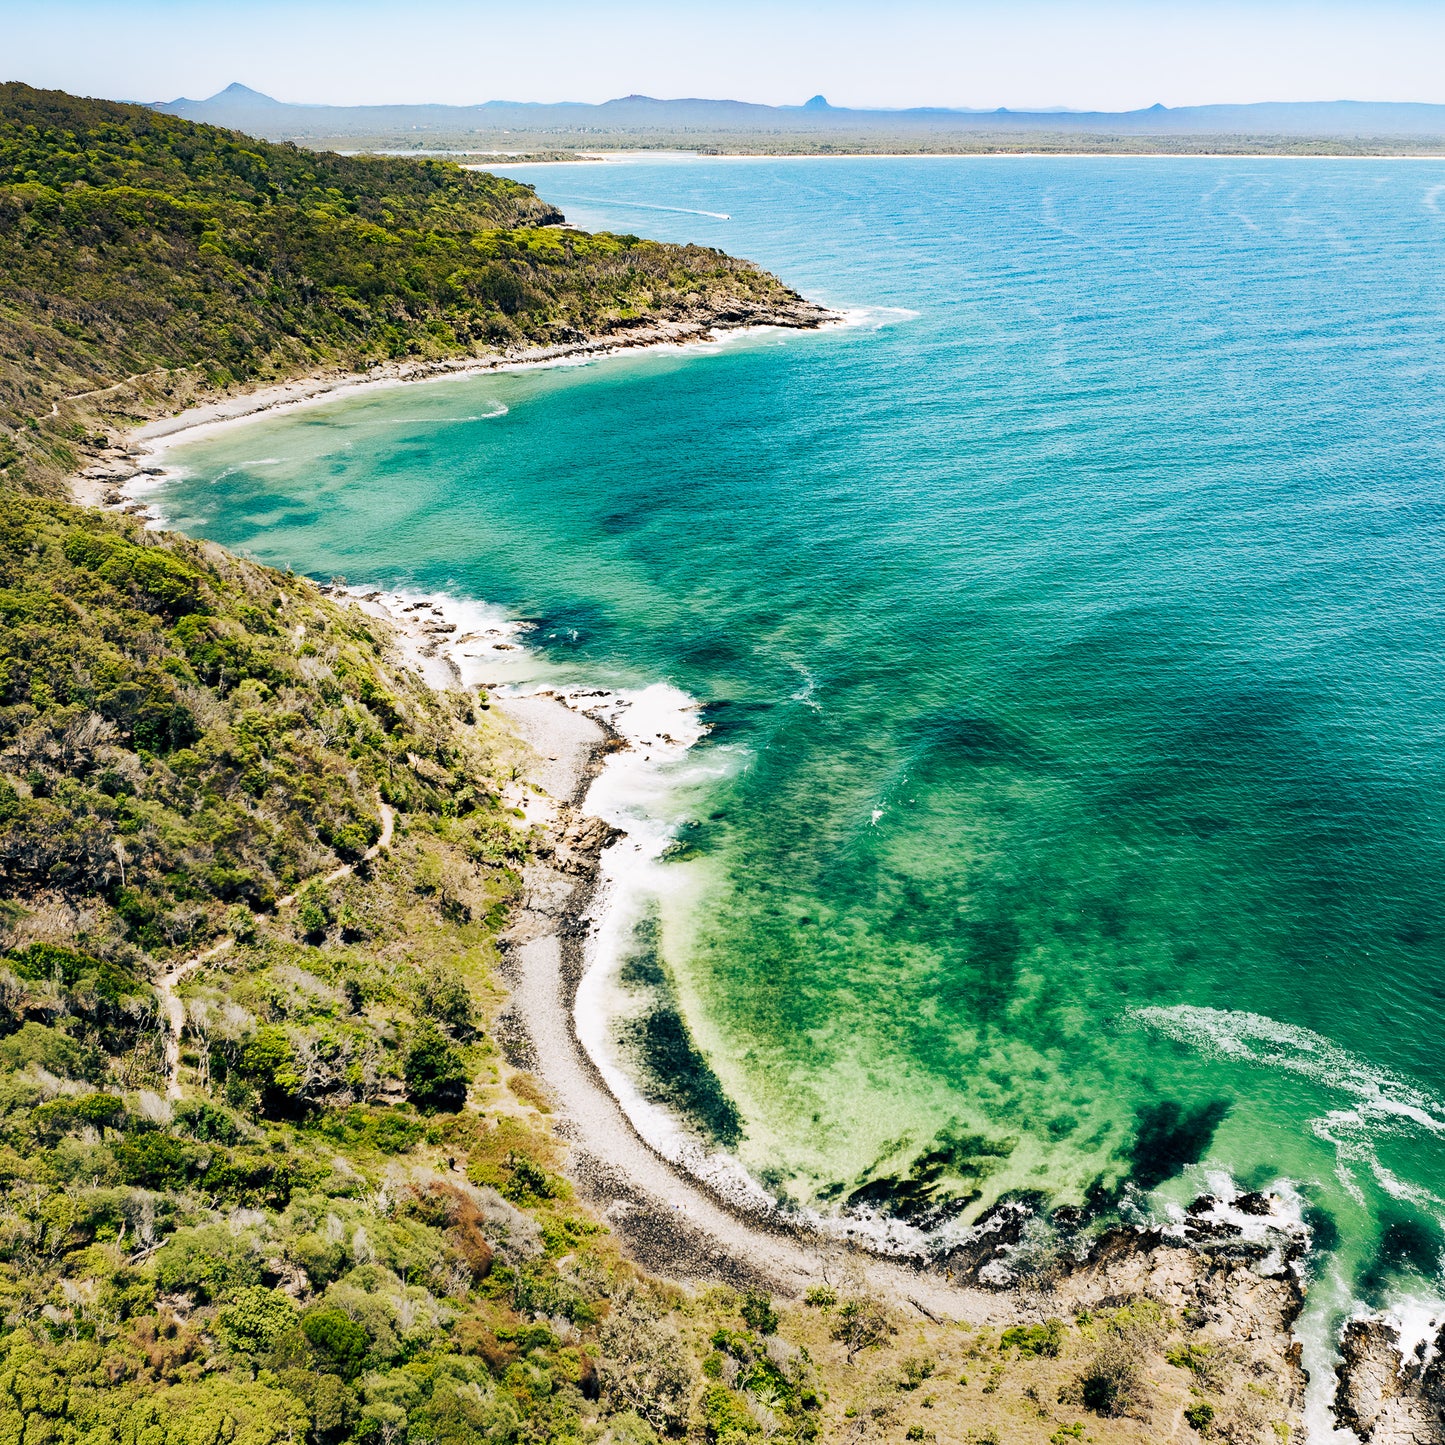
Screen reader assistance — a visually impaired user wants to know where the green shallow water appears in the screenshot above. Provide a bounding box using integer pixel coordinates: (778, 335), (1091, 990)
(157, 158), (1445, 1304)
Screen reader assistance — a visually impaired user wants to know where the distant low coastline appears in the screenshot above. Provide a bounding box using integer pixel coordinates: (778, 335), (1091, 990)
(157, 82), (1445, 162)
(484, 147), (1445, 164)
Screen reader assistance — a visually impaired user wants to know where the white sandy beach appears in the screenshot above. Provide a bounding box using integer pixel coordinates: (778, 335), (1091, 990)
(69, 310), (844, 511)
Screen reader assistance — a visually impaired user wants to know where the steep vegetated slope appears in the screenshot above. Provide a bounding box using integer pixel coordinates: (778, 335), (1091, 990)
(0, 83), (823, 495)
(0, 84), (841, 1445)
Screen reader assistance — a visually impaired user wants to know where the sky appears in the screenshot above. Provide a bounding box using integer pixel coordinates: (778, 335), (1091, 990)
(6, 0), (1445, 112)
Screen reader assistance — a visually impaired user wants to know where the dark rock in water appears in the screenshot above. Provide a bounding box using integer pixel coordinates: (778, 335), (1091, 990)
(620, 1001), (743, 1149)
(1362, 1218), (1445, 1305)
(936, 1193), (1044, 1285)
(844, 1129), (1017, 1236)
(1185, 1217), (1244, 1242)
(1233, 1190), (1273, 1216)
(1335, 1315), (1445, 1443)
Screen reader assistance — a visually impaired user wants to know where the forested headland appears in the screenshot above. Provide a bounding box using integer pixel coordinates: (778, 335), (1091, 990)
(0, 83), (823, 497)
(0, 83), (842, 1445)
(0, 83), (1313, 1445)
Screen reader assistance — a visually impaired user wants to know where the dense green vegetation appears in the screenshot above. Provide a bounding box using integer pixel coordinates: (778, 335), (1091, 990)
(0, 88), (840, 1445)
(0, 491), (837, 1445)
(0, 83), (816, 495)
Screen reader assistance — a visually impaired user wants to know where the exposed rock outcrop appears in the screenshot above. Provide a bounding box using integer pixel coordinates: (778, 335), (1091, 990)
(1336, 1315), (1445, 1443)
(1057, 1212), (1307, 1435)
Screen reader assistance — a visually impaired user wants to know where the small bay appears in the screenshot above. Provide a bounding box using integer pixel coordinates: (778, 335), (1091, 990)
(159, 156), (1445, 1304)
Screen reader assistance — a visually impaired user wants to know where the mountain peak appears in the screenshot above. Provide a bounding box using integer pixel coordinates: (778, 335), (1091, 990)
(211, 83), (279, 104)
(803, 94), (830, 110)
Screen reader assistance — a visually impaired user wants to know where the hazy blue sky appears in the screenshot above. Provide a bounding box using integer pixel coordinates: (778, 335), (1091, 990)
(7, 0), (1445, 111)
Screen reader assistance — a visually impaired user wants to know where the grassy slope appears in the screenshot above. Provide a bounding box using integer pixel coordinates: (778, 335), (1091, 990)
(0, 84), (819, 496)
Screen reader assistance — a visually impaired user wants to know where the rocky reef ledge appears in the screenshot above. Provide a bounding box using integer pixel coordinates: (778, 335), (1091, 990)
(1336, 1313), (1445, 1443)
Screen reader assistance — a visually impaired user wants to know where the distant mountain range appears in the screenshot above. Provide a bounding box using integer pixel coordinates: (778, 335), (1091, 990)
(153, 83), (1445, 142)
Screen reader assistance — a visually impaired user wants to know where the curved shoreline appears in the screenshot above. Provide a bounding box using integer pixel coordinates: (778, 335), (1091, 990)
(65, 348), (1385, 1443)
(313, 585), (1017, 1319)
(68, 307), (842, 509)
(337, 593), (1315, 1299)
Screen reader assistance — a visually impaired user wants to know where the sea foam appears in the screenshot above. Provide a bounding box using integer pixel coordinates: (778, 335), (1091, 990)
(1131, 1004), (1445, 1204)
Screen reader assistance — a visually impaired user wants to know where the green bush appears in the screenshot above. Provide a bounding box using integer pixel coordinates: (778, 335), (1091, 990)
(1001, 1319), (1066, 1358)
(739, 1290), (779, 1337)
(303, 1307), (372, 1380)
(155, 1224), (263, 1301)
(402, 1021), (468, 1112)
(1078, 1336), (1143, 1417)
(1185, 1401), (1215, 1433)
(218, 1286), (300, 1357)
(240, 1026), (303, 1115)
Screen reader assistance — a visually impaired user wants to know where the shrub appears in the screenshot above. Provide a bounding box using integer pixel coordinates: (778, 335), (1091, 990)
(831, 1295), (895, 1363)
(302, 1306), (371, 1380)
(598, 1292), (694, 1433)
(155, 1224), (263, 1302)
(900, 1356), (935, 1389)
(1186, 1401), (1215, 1433)
(739, 1289), (779, 1336)
(217, 1286), (299, 1357)
(1078, 1336), (1144, 1417)
(402, 1021), (468, 1112)
(173, 1098), (243, 1143)
(1001, 1319), (1066, 1357)
(416, 962), (474, 1038)
(296, 886), (329, 941)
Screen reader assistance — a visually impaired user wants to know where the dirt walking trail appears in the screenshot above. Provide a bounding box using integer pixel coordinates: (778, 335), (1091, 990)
(156, 803), (394, 1098)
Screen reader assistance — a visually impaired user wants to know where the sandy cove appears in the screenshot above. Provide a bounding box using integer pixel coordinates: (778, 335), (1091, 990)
(314, 586), (1318, 1410)
(67, 307), (840, 510)
(64, 352), (1382, 1442)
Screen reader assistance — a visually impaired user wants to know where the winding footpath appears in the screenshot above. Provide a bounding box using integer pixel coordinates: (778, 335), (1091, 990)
(156, 803), (394, 1099)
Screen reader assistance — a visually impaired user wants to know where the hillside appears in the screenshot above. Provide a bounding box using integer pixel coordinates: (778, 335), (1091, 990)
(0, 83), (826, 496)
(0, 494), (1311, 1445)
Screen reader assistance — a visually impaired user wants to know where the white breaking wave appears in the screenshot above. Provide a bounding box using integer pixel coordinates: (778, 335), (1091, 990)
(562, 195), (732, 220)
(836, 305), (920, 329)
(367, 405), (509, 425)
(1131, 1003), (1445, 1204)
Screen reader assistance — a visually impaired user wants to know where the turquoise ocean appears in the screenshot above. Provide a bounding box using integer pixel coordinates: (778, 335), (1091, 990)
(156, 158), (1445, 1324)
